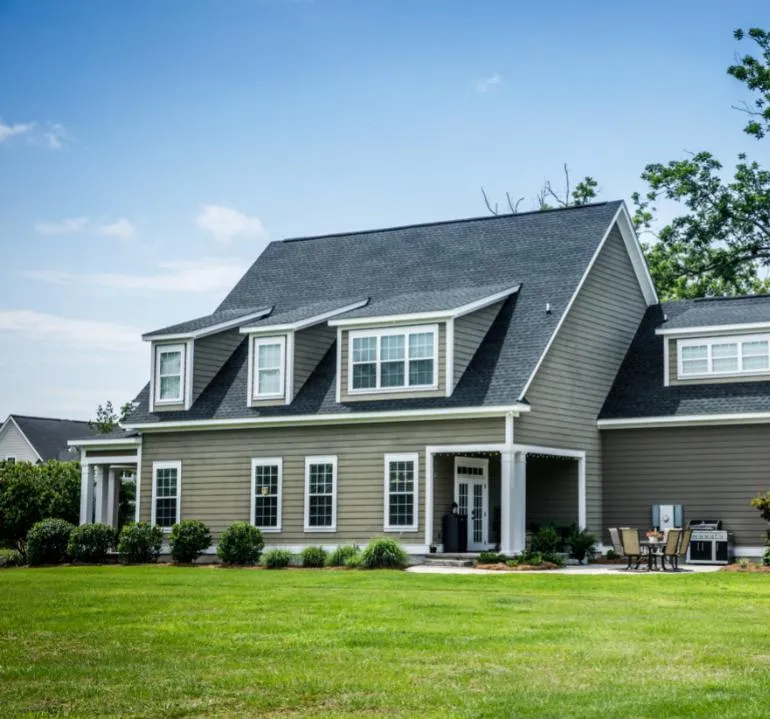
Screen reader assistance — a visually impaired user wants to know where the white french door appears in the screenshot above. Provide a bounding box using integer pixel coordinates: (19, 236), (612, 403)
(454, 457), (490, 551)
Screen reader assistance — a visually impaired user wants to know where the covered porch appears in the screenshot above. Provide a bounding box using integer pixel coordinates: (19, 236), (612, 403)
(425, 442), (586, 555)
(68, 437), (141, 530)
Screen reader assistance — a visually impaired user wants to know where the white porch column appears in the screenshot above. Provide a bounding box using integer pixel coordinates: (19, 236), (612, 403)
(511, 451), (527, 554)
(500, 448), (515, 554)
(79, 463), (94, 525)
(105, 467), (119, 529)
(93, 465), (107, 524)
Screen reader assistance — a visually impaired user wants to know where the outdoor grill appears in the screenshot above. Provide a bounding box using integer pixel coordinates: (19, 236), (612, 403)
(686, 519), (732, 565)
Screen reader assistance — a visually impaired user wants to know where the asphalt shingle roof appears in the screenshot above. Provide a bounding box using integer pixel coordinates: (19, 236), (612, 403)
(10, 415), (94, 461)
(601, 296), (770, 419)
(243, 298), (368, 327)
(142, 306), (271, 339)
(127, 202), (624, 424)
(658, 294), (770, 331)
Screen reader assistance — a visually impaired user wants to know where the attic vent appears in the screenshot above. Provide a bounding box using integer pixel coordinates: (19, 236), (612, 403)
(545, 303), (552, 314)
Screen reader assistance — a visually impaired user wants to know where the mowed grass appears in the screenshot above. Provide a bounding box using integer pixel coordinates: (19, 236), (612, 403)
(1, 568), (769, 718)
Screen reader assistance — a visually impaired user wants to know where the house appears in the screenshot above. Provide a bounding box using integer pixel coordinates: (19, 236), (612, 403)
(68, 201), (769, 558)
(0, 415), (93, 464)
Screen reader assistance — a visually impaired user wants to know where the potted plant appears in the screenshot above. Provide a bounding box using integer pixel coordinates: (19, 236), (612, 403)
(645, 529), (664, 543)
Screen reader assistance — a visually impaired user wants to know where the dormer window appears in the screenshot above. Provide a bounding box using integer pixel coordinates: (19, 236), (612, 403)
(154, 344), (186, 404)
(252, 336), (286, 399)
(678, 335), (770, 378)
(349, 325), (438, 393)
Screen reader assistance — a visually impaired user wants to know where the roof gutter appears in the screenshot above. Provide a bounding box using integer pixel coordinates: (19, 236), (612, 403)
(598, 411), (770, 429)
(655, 321), (770, 337)
(123, 403), (531, 433)
(143, 308), (272, 342)
(67, 437), (142, 448)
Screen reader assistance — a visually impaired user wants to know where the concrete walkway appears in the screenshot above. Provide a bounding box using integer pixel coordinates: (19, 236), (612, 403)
(406, 563), (723, 575)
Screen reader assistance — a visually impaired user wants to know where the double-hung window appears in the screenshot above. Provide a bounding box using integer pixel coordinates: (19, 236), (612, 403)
(154, 344), (185, 404)
(252, 337), (286, 399)
(4, 456), (16, 465)
(384, 453), (418, 531)
(678, 335), (770, 378)
(349, 325), (438, 392)
(251, 458), (282, 531)
(152, 461), (181, 530)
(304, 456), (337, 532)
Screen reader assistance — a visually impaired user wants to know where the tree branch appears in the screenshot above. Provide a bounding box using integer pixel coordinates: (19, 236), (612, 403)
(481, 187), (498, 215)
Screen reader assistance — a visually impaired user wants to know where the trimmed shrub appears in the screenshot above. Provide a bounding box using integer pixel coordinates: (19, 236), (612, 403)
(763, 547), (770, 567)
(360, 538), (409, 569)
(117, 522), (163, 564)
(568, 528), (597, 562)
(605, 548), (620, 560)
(540, 551), (566, 567)
(344, 552), (363, 569)
(169, 520), (212, 563)
(478, 551), (508, 564)
(327, 545), (360, 567)
(300, 546), (327, 568)
(68, 523), (115, 563)
(26, 518), (75, 566)
(217, 522), (264, 565)
(263, 548), (292, 569)
(0, 548), (24, 567)
(530, 525), (562, 555)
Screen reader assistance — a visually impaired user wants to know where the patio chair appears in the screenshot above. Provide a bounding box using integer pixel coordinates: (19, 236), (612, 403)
(620, 528), (643, 570)
(608, 527), (625, 556)
(673, 527), (692, 570)
(659, 528), (682, 571)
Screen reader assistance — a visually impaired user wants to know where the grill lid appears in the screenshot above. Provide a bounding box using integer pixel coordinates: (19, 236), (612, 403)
(688, 519), (722, 530)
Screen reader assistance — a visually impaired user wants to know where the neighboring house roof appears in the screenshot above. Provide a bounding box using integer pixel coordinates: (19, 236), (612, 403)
(1, 415), (94, 461)
(142, 306), (272, 340)
(127, 201), (648, 425)
(601, 297), (770, 421)
(656, 294), (770, 333)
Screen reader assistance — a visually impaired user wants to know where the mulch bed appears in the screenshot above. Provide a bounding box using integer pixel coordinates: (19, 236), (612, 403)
(720, 563), (770, 573)
(476, 561), (560, 571)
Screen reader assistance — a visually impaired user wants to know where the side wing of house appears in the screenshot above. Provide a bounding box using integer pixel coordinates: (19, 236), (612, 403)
(0, 418), (41, 463)
(514, 220), (651, 534)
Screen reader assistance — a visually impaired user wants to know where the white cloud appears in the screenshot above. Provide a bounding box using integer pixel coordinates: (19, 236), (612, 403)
(0, 310), (142, 352)
(23, 258), (248, 294)
(476, 73), (502, 94)
(41, 122), (68, 150)
(196, 204), (268, 244)
(96, 218), (135, 240)
(35, 217), (90, 235)
(0, 119), (35, 143)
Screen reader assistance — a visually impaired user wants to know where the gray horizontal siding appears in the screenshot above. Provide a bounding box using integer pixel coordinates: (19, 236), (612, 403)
(668, 336), (770, 386)
(514, 224), (648, 535)
(602, 425), (770, 547)
(0, 422), (39, 462)
(526, 456), (579, 529)
(453, 301), (503, 387)
(293, 324), (335, 399)
(139, 418), (504, 543)
(340, 323), (447, 402)
(193, 330), (243, 402)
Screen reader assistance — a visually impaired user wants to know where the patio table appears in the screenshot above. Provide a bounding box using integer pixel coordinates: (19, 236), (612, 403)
(640, 539), (664, 571)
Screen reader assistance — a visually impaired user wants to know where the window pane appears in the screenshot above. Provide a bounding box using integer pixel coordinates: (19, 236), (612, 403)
(389, 494), (414, 527)
(681, 345), (707, 361)
(155, 497), (177, 527)
(682, 359), (708, 375)
(743, 340), (768, 356)
(711, 343), (737, 360)
(258, 368), (281, 394)
(258, 343), (282, 369)
(254, 465), (279, 496)
(254, 496), (278, 527)
(352, 336), (376, 363)
(352, 363), (376, 389)
(713, 357), (739, 373)
(409, 332), (433, 359)
(380, 335), (404, 361)
(743, 354), (770, 371)
(742, 341), (769, 372)
(712, 343), (738, 373)
(159, 375), (181, 400)
(309, 464), (334, 495)
(389, 461), (414, 493)
(156, 468), (177, 496)
(409, 358), (434, 386)
(381, 361), (405, 387)
(159, 351), (181, 375)
(308, 496), (333, 527)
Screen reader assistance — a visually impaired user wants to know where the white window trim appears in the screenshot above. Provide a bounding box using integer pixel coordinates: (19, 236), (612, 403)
(153, 343), (187, 405)
(304, 455), (337, 532)
(677, 333), (770, 379)
(251, 335), (287, 400)
(151, 460), (182, 531)
(347, 324), (439, 395)
(383, 452), (419, 532)
(5, 456), (16, 463)
(250, 457), (283, 532)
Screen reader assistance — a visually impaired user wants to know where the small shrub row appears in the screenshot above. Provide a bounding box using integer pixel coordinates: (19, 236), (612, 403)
(263, 548), (292, 568)
(327, 544), (360, 567)
(217, 522), (264, 565)
(300, 546), (327, 568)
(0, 548), (24, 567)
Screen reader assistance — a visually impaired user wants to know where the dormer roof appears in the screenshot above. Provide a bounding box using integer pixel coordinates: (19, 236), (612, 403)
(655, 294), (770, 335)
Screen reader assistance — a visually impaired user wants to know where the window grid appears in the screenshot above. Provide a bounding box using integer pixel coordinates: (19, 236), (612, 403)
(305, 458), (337, 531)
(152, 463), (180, 529)
(253, 337), (286, 399)
(350, 326), (437, 392)
(384, 455), (418, 531)
(155, 345), (185, 404)
(253, 462), (281, 529)
(679, 335), (770, 378)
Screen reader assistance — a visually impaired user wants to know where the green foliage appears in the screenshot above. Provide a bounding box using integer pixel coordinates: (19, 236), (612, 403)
(89, 400), (134, 434)
(478, 551), (509, 564)
(763, 547), (770, 566)
(67, 523), (115, 563)
(751, 491), (770, 524)
(530, 525), (562, 555)
(169, 520), (212, 563)
(117, 522), (163, 564)
(118, 478), (136, 532)
(360, 538), (409, 569)
(605, 549), (620, 560)
(505, 557), (520, 568)
(0, 548), (24, 567)
(216, 522), (264, 566)
(263, 548), (292, 569)
(728, 28), (770, 140)
(299, 546), (327, 568)
(26, 518), (75, 566)
(525, 551), (543, 567)
(568, 528), (597, 562)
(738, 557), (751, 570)
(326, 545), (360, 567)
(344, 552), (363, 569)
(0, 460), (80, 551)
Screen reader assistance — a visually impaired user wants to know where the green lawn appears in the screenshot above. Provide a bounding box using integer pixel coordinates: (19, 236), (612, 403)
(1, 568), (769, 718)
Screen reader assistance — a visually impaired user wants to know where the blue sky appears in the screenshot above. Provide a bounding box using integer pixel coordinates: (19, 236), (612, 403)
(1, 0), (767, 420)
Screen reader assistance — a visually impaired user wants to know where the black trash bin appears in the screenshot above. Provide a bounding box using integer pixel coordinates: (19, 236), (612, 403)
(442, 512), (468, 553)
(457, 513), (468, 552)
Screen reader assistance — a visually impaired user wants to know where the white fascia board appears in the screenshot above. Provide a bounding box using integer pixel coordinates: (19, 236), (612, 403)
(6, 416), (43, 463)
(239, 300), (369, 335)
(123, 403), (531, 432)
(655, 321), (770, 337)
(142, 308), (272, 342)
(327, 286), (520, 328)
(598, 412), (770, 429)
(67, 437), (141, 448)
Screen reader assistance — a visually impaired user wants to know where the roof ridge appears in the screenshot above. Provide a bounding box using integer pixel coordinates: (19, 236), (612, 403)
(282, 201), (615, 244)
(10, 414), (90, 424)
(693, 293), (770, 303)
